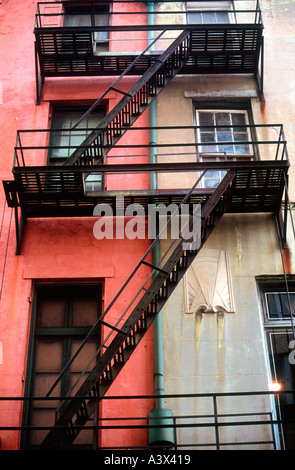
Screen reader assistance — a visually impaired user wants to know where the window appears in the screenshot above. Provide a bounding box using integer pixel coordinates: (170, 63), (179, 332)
(63, 3), (110, 53)
(186, 1), (233, 24)
(258, 276), (295, 449)
(266, 292), (295, 321)
(266, 330), (295, 450)
(258, 277), (295, 326)
(48, 106), (106, 192)
(22, 284), (102, 450)
(197, 110), (252, 155)
(195, 107), (254, 188)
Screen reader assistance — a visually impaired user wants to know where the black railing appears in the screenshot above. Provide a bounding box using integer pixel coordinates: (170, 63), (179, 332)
(34, 1), (263, 29)
(0, 390), (294, 450)
(33, 0), (264, 103)
(12, 124), (289, 168)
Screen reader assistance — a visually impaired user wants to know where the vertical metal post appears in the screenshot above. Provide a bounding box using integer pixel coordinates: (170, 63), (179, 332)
(14, 207), (24, 256)
(34, 41), (42, 106)
(283, 174), (289, 246)
(34, 41), (40, 105)
(213, 395), (220, 450)
(259, 35), (264, 101)
(275, 125), (283, 161)
(275, 215), (295, 340)
(93, 400), (99, 450)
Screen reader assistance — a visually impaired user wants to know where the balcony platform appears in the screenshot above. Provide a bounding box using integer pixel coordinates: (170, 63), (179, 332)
(4, 161), (288, 219)
(35, 24), (263, 76)
(34, 23), (264, 103)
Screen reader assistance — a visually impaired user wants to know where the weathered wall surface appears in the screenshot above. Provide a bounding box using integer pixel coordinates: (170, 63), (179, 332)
(0, 0), (154, 450)
(160, 214), (282, 449)
(154, 0), (295, 449)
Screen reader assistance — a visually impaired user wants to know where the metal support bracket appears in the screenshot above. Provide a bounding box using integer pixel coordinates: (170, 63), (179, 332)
(256, 34), (265, 102)
(2, 181), (25, 255)
(35, 41), (43, 105)
(14, 206), (26, 256)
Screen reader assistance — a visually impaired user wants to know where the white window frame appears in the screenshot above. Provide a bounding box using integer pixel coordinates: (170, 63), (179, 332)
(196, 109), (254, 157)
(265, 292), (295, 323)
(196, 108), (254, 188)
(186, 1), (235, 24)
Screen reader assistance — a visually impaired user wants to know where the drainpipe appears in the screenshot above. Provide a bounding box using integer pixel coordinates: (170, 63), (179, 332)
(147, 1), (175, 449)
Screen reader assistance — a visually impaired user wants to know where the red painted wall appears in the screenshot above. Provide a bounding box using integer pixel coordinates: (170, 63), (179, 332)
(0, 1), (154, 450)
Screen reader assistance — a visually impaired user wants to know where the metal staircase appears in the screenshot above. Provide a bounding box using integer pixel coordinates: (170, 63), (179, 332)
(38, 27), (202, 449)
(1, 12), (286, 448)
(40, 168), (236, 449)
(63, 29), (190, 167)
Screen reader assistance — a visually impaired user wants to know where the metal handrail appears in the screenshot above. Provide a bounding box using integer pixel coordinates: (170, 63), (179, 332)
(34, 0), (263, 27)
(3, 390), (295, 450)
(70, 28), (167, 131)
(12, 124), (289, 167)
(45, 168), (209, 402)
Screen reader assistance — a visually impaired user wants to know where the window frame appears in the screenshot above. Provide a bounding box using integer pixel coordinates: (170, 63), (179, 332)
(62, 2), (111, 53)
(265, 291), (295, 322)
(21, 282), (103, 450)
(48, 104), (106, 192)
(195, 108), (255, 158)
(257, 276), (295, 327)
(257, 276), (295, 449)
(185, 1), (236, 25)
(194, 101), (257, 188)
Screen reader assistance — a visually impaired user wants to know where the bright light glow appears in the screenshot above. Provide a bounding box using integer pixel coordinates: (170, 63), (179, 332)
(272, 382), (281, 391)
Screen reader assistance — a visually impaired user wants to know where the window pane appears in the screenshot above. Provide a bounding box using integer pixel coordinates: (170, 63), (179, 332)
(72, 286), (100, 326)
(93, 13), (110, 41)
(218, 144), (234, 154)
(35, 339), (64, 372)
(187, 11), (202, 23)
(200, 132), (217, 152)
(216, 12), (230, 23)
(200, 132), (216, 142)
(197, 110), (251, 156)
(64, 14), (92, 27)
(49, 108), (105, 163)
(280, 294), (295, 318)
(199, 112), (215, 128)
(232, 113), (247, 132)
(215, 112), (231, 129)
(204, 177), (220, 188)
(233, 134), (251, 154)
(70, 131), (87, 150)
(37, 292), (65, 328)
(216, 133), (233, 154)
(202, 12), (216, 23)
(266, 293), (295, 319)
(267, 293), (282, 318)
(70, 339), (98, 373)
(206, 170), (218, 179)
(84, 174), (103, 192)
(217, 132), (232, 143)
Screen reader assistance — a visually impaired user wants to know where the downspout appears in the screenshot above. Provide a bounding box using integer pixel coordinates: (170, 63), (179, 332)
(147, 1), (175, 448)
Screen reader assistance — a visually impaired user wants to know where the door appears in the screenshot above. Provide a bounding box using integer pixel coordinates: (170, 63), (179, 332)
(21, 283), (102, 449)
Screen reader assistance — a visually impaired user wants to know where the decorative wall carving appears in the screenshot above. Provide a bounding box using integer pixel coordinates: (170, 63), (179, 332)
(184, 249), (235, 314)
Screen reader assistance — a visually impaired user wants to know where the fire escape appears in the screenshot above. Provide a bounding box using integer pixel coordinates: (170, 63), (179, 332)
(2, 1), (291, 449)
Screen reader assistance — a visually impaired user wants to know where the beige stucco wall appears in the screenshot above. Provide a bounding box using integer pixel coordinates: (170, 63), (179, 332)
(160, 214), (282, 449)
(153, 0), (295, 449)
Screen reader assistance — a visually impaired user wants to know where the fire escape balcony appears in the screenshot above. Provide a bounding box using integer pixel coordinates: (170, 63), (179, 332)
(2, 124), (290, 254)
(34, 0), (264, 103)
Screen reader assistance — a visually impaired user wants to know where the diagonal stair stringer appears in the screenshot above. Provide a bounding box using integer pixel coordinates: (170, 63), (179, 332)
(63, 29), (191, 167)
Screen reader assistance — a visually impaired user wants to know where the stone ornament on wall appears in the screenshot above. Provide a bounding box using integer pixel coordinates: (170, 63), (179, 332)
(184, 249), (235, 315)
